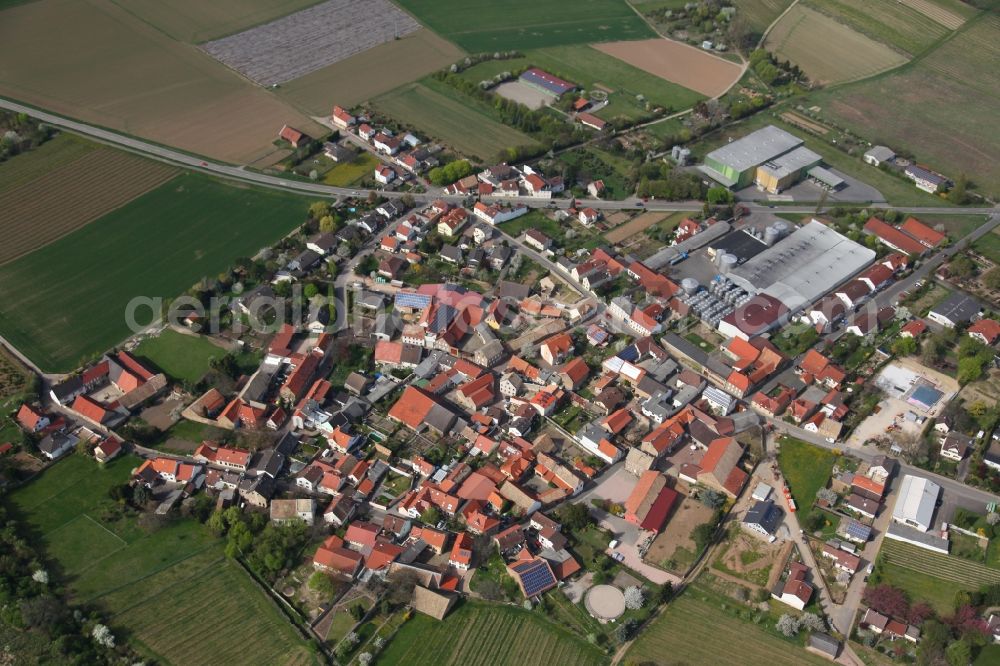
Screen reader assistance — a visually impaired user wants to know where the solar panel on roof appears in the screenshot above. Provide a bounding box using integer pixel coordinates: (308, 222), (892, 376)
(617, 345), (640, 362)
(515, 559), (556, 597)
(846, 521), (871, 540)
(395, 292), (432, 309)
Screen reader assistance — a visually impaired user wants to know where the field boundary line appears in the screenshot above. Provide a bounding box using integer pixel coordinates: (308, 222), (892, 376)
(82, 542), (219, 604)
(82, 512), (127, 545)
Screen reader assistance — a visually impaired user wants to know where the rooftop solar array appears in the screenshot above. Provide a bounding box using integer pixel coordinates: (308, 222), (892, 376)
(845, 520), (872, 541)
(513, 559), (557, 597)
(395, 292), (432, 310)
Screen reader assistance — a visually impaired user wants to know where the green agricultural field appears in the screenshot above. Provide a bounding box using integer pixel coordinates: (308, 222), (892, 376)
(777, 436), (837, 517)
(377, 601), (605, 666)
(6, 454), (317, 665)
(134, 329), (227, 384)
(626, 590), (830, 665)
(111, 0), (325, 43)
(372, 81), (538, 161)
(395, 0), (654, 51)
(323, 152), (379, 187)
(0, 173), (310, 372)
(802, 0), (949, 55)
(459, 45), (705, 119)
(805, 14), (1000, 198)
(879, 539), (1000, 613)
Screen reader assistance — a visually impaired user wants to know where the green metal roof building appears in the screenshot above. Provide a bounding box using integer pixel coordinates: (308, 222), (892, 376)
(699, 125), (805, 189)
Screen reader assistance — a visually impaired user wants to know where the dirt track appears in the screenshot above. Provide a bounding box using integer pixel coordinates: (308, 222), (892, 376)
(594, 38), (743, 97)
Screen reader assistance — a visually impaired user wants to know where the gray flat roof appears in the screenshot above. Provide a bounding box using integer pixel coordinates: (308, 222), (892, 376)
(757, 145), (821, 179)
(728, 219), (875, 312)
(705, 125), (803, 172)
(808, 165), (845, 188)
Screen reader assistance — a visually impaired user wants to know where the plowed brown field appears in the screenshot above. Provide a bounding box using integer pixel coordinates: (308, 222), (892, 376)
(594, 38), (743, 97)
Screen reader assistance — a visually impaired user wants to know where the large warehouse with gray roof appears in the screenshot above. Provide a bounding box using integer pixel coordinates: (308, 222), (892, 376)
(726, 219), (875, 312)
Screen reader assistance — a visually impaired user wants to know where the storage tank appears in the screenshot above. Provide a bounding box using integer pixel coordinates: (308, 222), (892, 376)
(773, 220), (791, 236)
(681, 278), (699, 295)
(719, 253), (738, 274)
(764, 225), (780, 246)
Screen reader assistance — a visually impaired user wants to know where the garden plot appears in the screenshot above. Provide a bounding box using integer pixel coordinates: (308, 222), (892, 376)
(201, 0), (421, 86)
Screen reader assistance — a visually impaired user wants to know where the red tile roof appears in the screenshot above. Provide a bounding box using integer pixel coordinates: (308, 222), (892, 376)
(863, 218), (926, 255)
(969, 319), (1000, 344)
(72, 394), (108, 423)
(900, 217), (945, 247)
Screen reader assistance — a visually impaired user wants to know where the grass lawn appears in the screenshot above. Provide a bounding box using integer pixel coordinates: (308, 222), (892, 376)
(372, 80), (539, 162)
(153, 418), (230, 448)
(323, 152), (379, 187)
(777, 436), (837, 517)
(875, 560), (965, 615)
(5, 453), (317, 665)
(498, 210), (563, 238)
(133, 329), (227, 384)
(394, 0), (654, 51)
(973, 230), (1000, 264)
(377, 600), (605, 666)
(975, 645), (1000, 665)
(626, 587), (830, 665)
(0, 173), (311, 372)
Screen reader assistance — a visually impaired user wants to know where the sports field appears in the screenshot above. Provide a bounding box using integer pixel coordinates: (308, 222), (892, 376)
(0, 0), (325, 164)
(378, 601), (605, 666)
(371, 82), (539, 161)
(0, 173), (309, 372)
(806, 14), (1000, 197)
(133, 329), (227, 384)
(394, 0), (654, 51)
(594, 39), (744, 97)
(802, 0), (950, 55)
(6, 454), (317, 665)
(112, 0), (325, 43)
(461, 45), (705, 119)
(277, 28), (463, 113)
(0, 143), (177, 265)
(626, 591), (830, 665)
(765, 5), (908, 83)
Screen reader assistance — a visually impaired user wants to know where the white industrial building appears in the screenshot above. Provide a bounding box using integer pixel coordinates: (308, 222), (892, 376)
(726, 219), (875, 313)
(891, 475), (940, 533)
